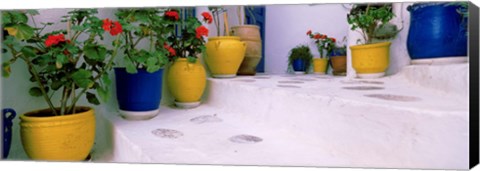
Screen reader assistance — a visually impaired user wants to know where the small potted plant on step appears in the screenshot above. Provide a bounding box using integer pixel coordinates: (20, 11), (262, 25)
(113, 9), (171, 120)
(2, 9), (121, 160)
(205, 7), (247, 78)
(165, 8), (211, 109)
(347, 3), (399, 78)
(306, 30), (335, 75)
(231, 6), (262, 75)
(287, 44), (313, 74)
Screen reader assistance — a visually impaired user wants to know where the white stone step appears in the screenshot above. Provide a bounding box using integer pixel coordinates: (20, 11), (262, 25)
(94, 65), (469, 170)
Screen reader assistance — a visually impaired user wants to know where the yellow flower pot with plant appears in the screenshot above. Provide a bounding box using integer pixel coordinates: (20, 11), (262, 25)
(166, 11), (211, 108)
(347, 4), (399, 78)
(2, 10), (122, 160)
(307, 30), (338, 75)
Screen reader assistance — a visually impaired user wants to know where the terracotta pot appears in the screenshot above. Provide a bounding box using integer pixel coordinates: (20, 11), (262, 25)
(167, 58), (206, 108)
(330, 56), (347, 76)
(231, 25), (262, 75)
(20, 107), (95, 161)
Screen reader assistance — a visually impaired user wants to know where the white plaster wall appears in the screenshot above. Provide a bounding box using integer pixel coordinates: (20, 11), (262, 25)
(1, 8), (118, 160)
(264, 4), (350, 74)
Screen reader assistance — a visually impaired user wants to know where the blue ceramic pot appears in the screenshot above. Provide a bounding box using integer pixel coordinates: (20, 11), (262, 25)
(407, 2), (467, 59)
(3, 108), (16, 159)
(114, 68), (163, 112)
(292, 59), (306, 72)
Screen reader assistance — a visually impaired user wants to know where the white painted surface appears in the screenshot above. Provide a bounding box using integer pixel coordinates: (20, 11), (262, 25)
(96, 64), (469, 170)
(265, 4), (350, 74)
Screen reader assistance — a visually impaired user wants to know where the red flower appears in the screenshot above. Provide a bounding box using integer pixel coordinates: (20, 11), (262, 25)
(313, 34), (322, 40)
(201, 12), (213, 24)
(331, 38), (336, 43)
(45, 34), (66, 47)
(306, 30), (312, 35)
(321, 35), (327, 39)
(165, 10), (179, 21)
(102, 18), (123, 36)
(163, 43), (176, 57)
(110, 21), (123, 36)
(102, 19), (112, 31)
(195, 25), (209, 39)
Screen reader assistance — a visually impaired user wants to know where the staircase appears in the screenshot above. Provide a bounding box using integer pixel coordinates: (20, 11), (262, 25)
(93, 63), (469, 170)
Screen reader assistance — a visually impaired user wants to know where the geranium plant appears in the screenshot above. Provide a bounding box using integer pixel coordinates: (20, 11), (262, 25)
(306, 30), (336, 58)
(162, 8), (211, 63)
(114, 8), (172, 73)
(347, 4), (396, 44)
(2, 9), (122, 116)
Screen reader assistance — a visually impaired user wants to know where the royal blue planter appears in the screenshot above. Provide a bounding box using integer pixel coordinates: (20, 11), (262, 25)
(3, 108), (16, 159)
(292, 59), (306, 72)
(407, 2), (467, 59)
(114, 68), (163, 111)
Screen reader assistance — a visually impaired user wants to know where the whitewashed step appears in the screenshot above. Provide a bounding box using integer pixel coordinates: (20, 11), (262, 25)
(398, 63), (469, 97)
(95, 66), (469, 170)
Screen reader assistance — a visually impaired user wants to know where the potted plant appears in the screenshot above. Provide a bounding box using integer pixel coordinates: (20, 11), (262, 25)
(306, 30), (335, 75)
(113, 9), (171, 120)
(231, 6), (262, 75)
(330, 45), (347, 76)
(2, 9), (121, 160)
(205, 7), (246, 78)
(165, 8), (211, 109)
(287, 45), (313, 74)
(347, 3), (399, 78)
(406, 2), (468, 64)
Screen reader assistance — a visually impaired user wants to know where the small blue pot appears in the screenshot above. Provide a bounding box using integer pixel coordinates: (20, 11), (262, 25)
(114, 68), (163, 112)
(3, 108), (16, 159)
(407, 2), (467, 59)
(292, 59), (306, 72)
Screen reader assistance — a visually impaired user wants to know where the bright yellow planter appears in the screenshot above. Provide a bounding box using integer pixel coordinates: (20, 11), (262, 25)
(350, 42), (391, 78)
(20, 107), (95, 161)
(313, 58), (329, 74)
(167, 58), (206, 108)
(205, 36), (246, 78)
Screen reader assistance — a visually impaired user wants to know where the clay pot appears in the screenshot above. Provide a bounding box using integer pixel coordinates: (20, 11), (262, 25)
(231, 25), (262, 75)
(330, 56), (347, 76)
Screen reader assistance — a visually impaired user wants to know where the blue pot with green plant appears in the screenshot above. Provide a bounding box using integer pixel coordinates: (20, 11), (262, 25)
(288, 45), (313, 74)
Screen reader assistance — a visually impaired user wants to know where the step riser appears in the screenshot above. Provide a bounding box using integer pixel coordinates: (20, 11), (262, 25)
(203, 79), (468, 168)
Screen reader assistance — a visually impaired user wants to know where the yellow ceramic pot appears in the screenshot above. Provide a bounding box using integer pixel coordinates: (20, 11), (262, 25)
(313, 58), (329, 74)
(167, 58), (207, 108)
(350, 42), (391, 78)
(205, 36), (246, 78)
(20, 107), (95, 161)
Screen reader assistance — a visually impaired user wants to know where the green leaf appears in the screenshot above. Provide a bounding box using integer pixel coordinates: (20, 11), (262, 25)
(187, 56), (197, 63)
(101, 73), (112, 86)
(125, 58), (138, 74)
(20, 46), (36, 58)
(86, 92), (100, 105)
(2, 12), (12, 26)
(71, 69), (94, 88)
(50, 80), (63, 90)
(84, 44), (107, 61)
(97, 86), (109, 102)
(2, 62), (11, 77)
(29, 87), (43, 97)
(5, 23), (34, 40)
